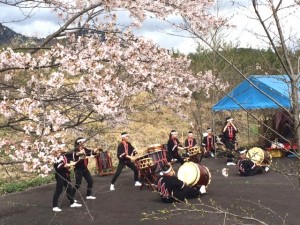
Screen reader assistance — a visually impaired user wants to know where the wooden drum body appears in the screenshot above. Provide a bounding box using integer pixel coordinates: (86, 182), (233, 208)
(177, 162), (211, 188)
(137, 157), (154, 169)
(246, 147), (272, 166)
(96, 151), (114, 176)
(187, 147), (201, 157)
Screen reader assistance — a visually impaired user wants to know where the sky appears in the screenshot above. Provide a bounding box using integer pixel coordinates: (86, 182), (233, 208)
(0, 1), (299, 54)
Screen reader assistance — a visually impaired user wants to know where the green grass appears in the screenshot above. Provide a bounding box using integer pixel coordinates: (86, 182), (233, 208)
(0, 174), (55, 195)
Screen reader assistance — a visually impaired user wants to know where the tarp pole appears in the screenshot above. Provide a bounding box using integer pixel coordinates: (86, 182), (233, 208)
(247, 112), (250, 146)
(213, 110), (217, 159)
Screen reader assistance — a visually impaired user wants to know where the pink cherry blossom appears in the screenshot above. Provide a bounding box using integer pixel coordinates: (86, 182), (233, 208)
(0, 0), (228, 174)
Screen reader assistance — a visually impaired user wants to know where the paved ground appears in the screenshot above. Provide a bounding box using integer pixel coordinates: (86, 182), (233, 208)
(0, 156), (299, 225)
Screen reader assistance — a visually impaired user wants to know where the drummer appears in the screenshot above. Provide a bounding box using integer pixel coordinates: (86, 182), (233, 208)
(156, 164), (206, 203)
(184, 131), (197, 148)
(222, 116), (238, 152)
(237, 148), (269, 176)
(201, 128), (217, 158)
(167, 130), (185, 165)
(110, 132), (142, 191)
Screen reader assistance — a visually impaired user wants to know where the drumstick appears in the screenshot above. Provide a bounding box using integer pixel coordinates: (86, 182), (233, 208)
(129, 136), (140, 154)
(178, 146), (186, 151)
(126, 155), (137, 162)
(181, 131), (184, 144)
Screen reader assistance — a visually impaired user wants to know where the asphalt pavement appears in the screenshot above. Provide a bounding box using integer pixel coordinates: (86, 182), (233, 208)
(0, 156), (299, 225)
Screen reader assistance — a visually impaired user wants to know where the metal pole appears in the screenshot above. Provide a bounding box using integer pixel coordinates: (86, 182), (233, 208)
(247, 112), (250, 146)
(213, 111), (217, 159)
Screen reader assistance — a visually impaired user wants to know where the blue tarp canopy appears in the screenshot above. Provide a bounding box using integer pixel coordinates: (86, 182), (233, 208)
(212, 75), (293, 112)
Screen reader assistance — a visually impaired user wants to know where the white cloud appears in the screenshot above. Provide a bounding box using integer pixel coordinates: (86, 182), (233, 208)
(1, 1), (299, 53)
(138, 30), (197, 54)
(0, 4), (60, 38)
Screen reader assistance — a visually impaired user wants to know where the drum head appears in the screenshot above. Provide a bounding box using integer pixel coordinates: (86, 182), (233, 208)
(148, 143), (162, 148)
(177, 162), (197, 186)
(147, 144), (163, 152)
(246, 147), (264, 164)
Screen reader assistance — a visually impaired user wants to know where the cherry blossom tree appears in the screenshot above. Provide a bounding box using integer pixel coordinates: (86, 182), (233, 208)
(0, 0), (227, 174)
(175, 0), (300, 152)
(249, 0), (300, 152)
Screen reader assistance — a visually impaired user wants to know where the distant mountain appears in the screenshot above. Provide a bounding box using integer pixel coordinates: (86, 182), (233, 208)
(0, 23), (41, 47)
(0, 23), (105, 48)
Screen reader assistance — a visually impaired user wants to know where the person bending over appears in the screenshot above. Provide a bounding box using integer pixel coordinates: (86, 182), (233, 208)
(156, 164), (206, 203)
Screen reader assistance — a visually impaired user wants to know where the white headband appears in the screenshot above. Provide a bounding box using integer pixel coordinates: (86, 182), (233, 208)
(162, 167), (172, 174)
(76, 138), (86, 144)
(57, 144), (66, 148)
(121, 134), (129, 138)
(171, 132), (178, 135)
(239, 149), (247, 154)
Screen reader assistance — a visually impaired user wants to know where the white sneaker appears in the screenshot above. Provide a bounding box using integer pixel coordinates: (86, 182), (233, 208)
(135, 181), (142, 187)
(70, 202), (82, 208)
(86, 196), (96, 200)
(227, 162), (236, 166)
(265, 167), (270, 172)
(110, 184), (115, 191)
(210, 152), (215, 157)
(199, 185), (206, 194)
(53, 207), (62, 212)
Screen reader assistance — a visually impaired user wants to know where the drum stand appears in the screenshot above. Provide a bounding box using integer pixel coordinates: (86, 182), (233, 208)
(138, 164), (157, 191)
(187, 153), (201, 164)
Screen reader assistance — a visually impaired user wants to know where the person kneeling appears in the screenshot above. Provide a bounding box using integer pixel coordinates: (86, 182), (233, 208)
(156, 164), (206, 203)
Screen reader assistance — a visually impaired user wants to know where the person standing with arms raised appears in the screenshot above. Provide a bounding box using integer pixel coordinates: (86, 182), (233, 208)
(222, 117), (238, 165)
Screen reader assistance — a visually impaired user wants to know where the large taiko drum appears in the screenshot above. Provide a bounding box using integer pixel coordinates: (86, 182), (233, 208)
(177, 162), (211, 187)
(147, 150), (168, 173)
(246, 147), (272, 166)
(97, 151), (113, 170)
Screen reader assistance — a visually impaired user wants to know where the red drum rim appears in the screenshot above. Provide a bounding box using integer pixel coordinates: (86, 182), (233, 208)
(202, 165), (212, 186)
(192, 162), (201, 186)
(177, 162), (212, 187)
